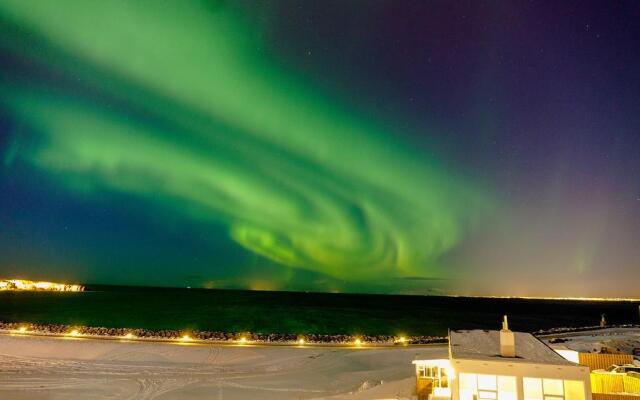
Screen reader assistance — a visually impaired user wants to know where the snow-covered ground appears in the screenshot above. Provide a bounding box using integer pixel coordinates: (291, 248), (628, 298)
(543, 327), (640, 355)
(0, 333), (446, 399)
(2, 328), (638, 399)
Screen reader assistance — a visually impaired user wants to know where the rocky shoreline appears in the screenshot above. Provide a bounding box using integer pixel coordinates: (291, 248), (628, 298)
(533, 323), (639, 336)
(0, 321), (447, 345)
(2, 321), (637, 346)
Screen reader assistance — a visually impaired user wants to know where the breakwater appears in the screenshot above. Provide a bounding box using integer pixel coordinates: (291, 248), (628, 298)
(0, 321), (445, 345)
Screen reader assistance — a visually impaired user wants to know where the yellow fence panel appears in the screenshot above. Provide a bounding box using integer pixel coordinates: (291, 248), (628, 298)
(624, 374), (640, 394)
(591, 374), (624, 393)
(579, 353), (634, 372)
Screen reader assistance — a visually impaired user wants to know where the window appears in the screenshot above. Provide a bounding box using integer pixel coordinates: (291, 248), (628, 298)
(441, 366), (449, 388)
(460, 373), (478, 400)
(479, 391), (498, 400)
(524, 377), (585, 400)
(478, 374), (498, 400)
(543, 379), (564, 400)
(524, 378), (563, 400)
(498, 376), (517, 400)
(478, 375), (497, 391)
(417, 365), (438, 379)
(460, 374), (517, 400)
(417, 365), (449, 390)
(524, 378), (543, 400)
(460, 373), (478, 391)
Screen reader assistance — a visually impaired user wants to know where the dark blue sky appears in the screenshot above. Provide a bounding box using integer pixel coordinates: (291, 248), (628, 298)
(1, 1), (639, 296)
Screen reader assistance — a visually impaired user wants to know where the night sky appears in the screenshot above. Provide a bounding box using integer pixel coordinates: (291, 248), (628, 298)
(1, 1), (639, 297)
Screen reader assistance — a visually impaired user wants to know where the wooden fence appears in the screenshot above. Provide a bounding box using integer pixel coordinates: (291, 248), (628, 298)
(579, 353), (634, 371)
(591, 373), (640, 394)
(593, 393), (640, 400)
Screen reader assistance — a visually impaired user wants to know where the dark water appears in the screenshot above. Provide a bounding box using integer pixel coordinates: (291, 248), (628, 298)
(0, 286), (638, 336)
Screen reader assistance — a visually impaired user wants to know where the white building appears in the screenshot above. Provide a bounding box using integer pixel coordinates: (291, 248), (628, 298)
(413, 317), (591, 400)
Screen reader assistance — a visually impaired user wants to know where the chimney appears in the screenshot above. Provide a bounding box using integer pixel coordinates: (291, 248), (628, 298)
(500, 315), (516, 357)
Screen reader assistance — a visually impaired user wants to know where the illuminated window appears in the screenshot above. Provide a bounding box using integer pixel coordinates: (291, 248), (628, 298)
(461, 374), (516, 400)
(543, 379), (564, 400)
(417, 364), (449, 391)
(478, 375), (497, 391)
(441, 367), (449, 388)
(460, 373), (478, 391)
(418, 365), (441, 379)
(525, 377), (582, 400)
(524, 378), (543, 400)
(460, 373), (477, 400)
(564, 381), (585, 400)
(478, 374), (498, 400)
(498, 376), (517, 400)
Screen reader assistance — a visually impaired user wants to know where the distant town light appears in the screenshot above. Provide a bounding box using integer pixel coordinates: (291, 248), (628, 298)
(398, 336), (406, 344)
(68, 329), (79, 337)
(239, 336), (247, 344)
(17, 326), (27, 333)
(123, 333), (135, 339)
(354, 338), (362, 346)
(0, 279), (83, 292)
(180, 335), (191, 342)
(298, 338), (305, 345)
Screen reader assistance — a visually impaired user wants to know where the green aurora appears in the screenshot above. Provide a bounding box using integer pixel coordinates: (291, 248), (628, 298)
(0, 1), (489, 288)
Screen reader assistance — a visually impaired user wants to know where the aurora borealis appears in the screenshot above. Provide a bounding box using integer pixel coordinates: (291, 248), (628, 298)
(1, 1), (639, 296)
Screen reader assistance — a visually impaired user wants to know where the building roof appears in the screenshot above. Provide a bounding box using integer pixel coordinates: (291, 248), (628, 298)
(449, 330), (575, 366)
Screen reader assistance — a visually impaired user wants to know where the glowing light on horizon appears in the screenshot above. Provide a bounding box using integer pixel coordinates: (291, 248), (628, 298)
(0, 279), (83, 292)
(68, 329), (79, 337)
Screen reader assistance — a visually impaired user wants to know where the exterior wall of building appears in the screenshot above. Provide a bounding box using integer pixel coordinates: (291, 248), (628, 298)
(449, 359), (592, 400)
